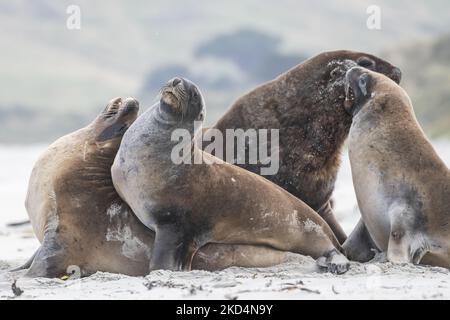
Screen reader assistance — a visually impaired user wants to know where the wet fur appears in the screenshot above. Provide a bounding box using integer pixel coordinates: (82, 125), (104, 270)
(208, 50), (402, 243)
(345, 68), (450, 268)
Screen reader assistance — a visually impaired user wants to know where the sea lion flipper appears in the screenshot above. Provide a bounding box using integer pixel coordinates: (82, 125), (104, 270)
(318, 200), (347, 244)
(25, 232), (67, 278)
(149, 226), (197, 272)
(316, 249), (350, 274)
(342, 218), (378, 262)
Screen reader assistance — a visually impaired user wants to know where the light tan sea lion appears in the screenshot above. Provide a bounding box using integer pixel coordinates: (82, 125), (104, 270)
(343, 66), (450, 268)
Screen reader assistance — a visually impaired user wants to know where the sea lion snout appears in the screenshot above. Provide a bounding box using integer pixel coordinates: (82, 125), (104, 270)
(120, 97), (139, 115)
(160, 77), (205, 122)
(160, 77), (187, 113)
(95, 96), (139, 142)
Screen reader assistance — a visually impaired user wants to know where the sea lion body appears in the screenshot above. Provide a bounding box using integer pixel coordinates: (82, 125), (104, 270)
(112, 78), (349, 274)
(24, 98), (155, 277)
(22, 98), (308, 277)
(208, 50), (402, 244)
(344, 67), (450, 268)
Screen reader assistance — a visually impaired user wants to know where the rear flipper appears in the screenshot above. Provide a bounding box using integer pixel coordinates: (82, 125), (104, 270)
(9, 247), (40, 272)
(343, 218), (379, 262)
(24, 233), (68, 278)
(292, 219), (350, 274)
(316, 249), (350, 274)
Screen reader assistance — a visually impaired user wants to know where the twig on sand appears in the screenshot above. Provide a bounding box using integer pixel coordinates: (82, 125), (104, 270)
(300, 287), (320, 294)
(6, 220), (31, 227)
(11, 280), (23, 297)
(280, 282), (320, 294)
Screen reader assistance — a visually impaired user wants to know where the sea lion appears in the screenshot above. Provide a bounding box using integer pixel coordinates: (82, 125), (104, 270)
(112, 77), (350, 274)
(343, 66), (450, 268)
(23, 97), (154, 277)
(21, 97), (318, 277)
(206, 50), (402, 244)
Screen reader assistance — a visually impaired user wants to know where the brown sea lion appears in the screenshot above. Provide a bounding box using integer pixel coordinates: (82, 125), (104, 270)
(343, 66), (450, 268)
(112, 78), (350, 274)
(20, 97), (313, 278)
(206, 50), (402, 243)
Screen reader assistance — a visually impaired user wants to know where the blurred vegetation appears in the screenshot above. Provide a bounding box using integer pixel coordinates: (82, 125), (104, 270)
(1, 1), (450, 143)
(139, 29), (305, 124)
(385, 34), (450, 138)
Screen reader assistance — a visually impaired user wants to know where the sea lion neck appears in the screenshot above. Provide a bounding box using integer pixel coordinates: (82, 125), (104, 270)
(125, 103), (197, 163)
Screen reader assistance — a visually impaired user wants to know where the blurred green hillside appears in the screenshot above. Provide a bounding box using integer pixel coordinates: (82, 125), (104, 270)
(385, 34), (450, 138)
(0, 0), (449, 143)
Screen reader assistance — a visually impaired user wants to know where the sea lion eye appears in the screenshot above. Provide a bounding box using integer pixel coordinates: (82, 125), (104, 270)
(358, 75), (368, 96)
(357, 57), (375, 70)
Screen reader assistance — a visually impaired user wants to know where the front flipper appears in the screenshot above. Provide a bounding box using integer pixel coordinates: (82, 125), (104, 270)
(343, 218), (379, 262)
(149, 225), (199, 271)
(316, 249), (350, 274)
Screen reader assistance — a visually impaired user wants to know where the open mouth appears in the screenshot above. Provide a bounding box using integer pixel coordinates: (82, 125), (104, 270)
(344, 83), (355, 109)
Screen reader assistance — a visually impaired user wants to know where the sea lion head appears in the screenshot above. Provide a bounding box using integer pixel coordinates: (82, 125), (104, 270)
(305, 51), (402, 113)
(317, 50), (401, 85)
(159, 77), (205, 124)
(344, 66), (409, 116)
(285, 50), (402, 137)
(93, 97), (140, 147)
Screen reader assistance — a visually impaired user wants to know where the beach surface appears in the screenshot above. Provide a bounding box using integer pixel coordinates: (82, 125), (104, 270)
(1, 142), (449, 300)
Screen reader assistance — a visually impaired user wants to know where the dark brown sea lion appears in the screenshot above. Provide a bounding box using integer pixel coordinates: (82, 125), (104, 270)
(206, 50), (402, 243)
(343, 66), (450, 268)
(112, 78), (350, 274)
